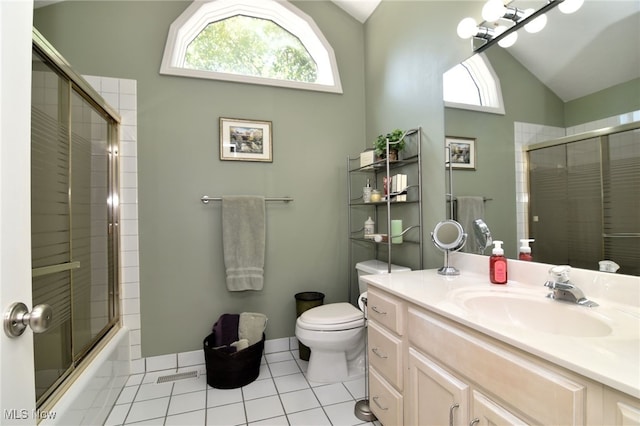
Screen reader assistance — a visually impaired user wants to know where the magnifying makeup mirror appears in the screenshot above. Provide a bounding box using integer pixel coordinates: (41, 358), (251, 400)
(431, 220), (467, 275)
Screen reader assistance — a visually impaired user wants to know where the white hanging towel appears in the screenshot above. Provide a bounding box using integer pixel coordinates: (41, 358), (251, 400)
(222, 196), (266, 291)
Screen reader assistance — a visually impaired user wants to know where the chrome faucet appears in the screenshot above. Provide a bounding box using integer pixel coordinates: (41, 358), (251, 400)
(544, 265), (599, 307)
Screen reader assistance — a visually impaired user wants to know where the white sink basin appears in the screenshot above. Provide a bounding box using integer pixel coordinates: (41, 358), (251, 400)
(461, 293), (613, 337)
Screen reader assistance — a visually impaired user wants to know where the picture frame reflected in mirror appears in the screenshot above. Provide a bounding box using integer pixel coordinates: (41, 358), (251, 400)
(446, 136), (476, 170)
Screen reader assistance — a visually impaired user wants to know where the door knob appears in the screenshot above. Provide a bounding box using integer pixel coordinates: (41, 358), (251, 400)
(4, 302), (53, 337)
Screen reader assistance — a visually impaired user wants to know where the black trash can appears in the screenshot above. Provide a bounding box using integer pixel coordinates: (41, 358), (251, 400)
(295, 291), (325, 361)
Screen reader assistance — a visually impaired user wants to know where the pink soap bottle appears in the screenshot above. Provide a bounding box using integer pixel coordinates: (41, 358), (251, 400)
(489, 240), (507, 284)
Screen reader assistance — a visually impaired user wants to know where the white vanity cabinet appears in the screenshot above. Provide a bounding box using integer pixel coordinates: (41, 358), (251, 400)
(366, 285), (633, 426)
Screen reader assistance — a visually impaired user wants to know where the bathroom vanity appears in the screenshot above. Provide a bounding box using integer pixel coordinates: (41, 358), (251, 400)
(363, 253), (640, 425)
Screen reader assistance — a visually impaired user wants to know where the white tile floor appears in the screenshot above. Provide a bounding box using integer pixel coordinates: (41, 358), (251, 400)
(105, 349), (381, 426)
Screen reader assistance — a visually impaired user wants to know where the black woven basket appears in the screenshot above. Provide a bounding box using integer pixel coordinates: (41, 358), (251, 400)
(203, 332), (265, 389)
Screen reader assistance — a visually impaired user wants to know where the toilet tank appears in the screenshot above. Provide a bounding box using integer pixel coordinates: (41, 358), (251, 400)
(355, 260), (411, 293)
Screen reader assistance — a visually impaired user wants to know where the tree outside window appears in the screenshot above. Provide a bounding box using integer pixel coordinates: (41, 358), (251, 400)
(185, 15), (318, 83)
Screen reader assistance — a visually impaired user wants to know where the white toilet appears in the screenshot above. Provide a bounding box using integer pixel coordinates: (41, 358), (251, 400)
(295, 260), (411, 383)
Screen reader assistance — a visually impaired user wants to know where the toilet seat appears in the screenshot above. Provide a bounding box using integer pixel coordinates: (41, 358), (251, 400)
(297, 303), (364, 331)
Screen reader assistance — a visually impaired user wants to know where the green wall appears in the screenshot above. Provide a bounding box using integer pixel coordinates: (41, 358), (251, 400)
(33, 0), (488, 357)
(35, 1), (366, 357)
(364, 1), (474, 268)
(565, 78), (640, 127)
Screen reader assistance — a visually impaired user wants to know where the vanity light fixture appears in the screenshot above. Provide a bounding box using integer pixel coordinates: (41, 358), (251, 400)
(558, 0), (584, 14)
(456, 17), (495, 41)
(482, 0), (524, 24)
(458, 0), (583, 53)
(482, 0), (548, 33)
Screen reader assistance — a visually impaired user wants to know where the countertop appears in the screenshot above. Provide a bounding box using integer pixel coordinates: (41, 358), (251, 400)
(361, 267), (640, 399)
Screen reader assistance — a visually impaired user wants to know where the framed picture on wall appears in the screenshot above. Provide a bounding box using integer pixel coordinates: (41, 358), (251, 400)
(445, 136), (476, 170)
(220, 117), (273, 162)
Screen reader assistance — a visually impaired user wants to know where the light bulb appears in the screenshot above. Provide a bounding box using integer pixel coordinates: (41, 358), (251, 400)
(558, 0), (584, 14)
(495, 25), (518, 48)
(457, 17), (478, 39)
(524, 8), (547, 33)
(482, 0), (506, 22)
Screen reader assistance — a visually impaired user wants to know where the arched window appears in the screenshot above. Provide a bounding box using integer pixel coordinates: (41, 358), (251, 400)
(443, 53), (505, 114)
(160, 0), (342, 93)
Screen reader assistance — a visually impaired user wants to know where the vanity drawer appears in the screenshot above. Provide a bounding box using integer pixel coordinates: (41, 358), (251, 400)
(367, 288), (404, 335)
(369, 367), (403, 426)
(368, 321), (403, 390)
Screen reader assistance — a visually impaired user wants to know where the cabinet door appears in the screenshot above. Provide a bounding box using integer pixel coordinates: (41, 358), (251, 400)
(408, 348), (469, 426)
(604, 389), (640, 425)
(472, 390), (529, 426)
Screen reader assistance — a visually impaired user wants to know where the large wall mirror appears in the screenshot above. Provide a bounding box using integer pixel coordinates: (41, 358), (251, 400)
(444, 1), (640, 275)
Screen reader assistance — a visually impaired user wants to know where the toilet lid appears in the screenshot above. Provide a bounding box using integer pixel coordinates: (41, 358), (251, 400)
(299, 303), (363, 327)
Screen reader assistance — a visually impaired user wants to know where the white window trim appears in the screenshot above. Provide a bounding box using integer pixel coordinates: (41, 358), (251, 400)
(160, 0), (343, 94)
(444, 53), (505, 115)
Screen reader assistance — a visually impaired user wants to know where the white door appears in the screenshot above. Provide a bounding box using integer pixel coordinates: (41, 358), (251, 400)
(0, 1), (37, 424)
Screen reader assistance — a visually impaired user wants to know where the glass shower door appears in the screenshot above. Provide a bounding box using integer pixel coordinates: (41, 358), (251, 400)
(31, 46), (119, 406)
(528, 128), (640, 275)
(31, 51), (73, 402)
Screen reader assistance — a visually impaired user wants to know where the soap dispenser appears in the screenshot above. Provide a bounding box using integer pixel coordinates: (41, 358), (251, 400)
(490, 240), (508, 284)
(518, 239), (535, 261)
(363, 179), (372, 203)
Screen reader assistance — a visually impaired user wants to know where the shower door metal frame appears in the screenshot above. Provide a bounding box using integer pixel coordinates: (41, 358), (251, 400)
(32, 28), (122, 408)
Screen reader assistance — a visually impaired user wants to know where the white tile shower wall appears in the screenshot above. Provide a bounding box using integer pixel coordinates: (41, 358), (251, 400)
(514, 110), (640, 242)
(85, 75), (142, 370)
(513, 122), (565, 242)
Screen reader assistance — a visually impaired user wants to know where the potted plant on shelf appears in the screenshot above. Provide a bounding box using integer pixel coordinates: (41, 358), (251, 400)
(374, 129), (406, 162)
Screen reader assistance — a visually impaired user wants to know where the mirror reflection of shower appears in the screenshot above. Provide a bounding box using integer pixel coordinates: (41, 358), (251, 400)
(472, 219), (493, 254)
(432, 220), (467, 275)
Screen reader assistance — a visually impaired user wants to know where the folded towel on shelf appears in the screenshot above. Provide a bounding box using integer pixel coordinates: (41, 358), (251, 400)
(222, 196), (266, 291)
(456, 196), (485, 253)
(238, 312), (268, 346)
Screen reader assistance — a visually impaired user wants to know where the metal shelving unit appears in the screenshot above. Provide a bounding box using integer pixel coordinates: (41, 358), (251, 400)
(346, 127), (423, 304)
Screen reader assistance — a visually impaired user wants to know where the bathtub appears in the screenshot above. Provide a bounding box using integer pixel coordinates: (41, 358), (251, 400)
(41, 326), (131, 426)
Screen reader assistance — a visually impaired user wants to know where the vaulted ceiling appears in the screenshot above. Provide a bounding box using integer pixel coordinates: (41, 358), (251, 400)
(35, 0), (639, 102)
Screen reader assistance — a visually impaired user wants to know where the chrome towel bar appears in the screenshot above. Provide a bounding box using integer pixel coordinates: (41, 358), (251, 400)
(200, 195), (293, 204)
